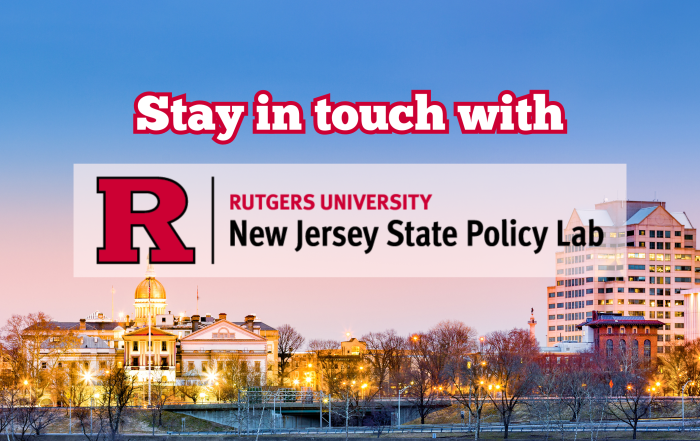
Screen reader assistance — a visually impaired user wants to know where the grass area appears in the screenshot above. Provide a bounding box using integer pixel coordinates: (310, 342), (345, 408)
(407, 398), (700, 426)
(44, 409), (231, 434)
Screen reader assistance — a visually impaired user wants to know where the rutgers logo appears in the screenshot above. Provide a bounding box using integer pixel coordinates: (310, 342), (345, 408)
(97, 177), (195, 264)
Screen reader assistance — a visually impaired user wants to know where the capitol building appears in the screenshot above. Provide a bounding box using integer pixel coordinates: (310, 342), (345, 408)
(37, 262), (279, 403)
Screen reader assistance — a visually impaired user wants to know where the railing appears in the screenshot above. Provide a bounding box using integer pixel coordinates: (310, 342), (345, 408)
(127, 365), (172, 370)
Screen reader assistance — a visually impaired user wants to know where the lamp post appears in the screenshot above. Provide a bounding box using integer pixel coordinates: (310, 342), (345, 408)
(397, 385), (410, 428)
(682, 380), (693, 431)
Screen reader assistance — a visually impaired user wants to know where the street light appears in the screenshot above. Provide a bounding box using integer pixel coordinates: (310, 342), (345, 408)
(397, 385), (411, 428)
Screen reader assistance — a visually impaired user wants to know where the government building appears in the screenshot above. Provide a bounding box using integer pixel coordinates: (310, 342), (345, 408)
(37, 262), (279, 404)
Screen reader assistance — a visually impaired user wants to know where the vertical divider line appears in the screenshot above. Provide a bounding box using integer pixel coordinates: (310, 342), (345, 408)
(211, 176), (215, 264)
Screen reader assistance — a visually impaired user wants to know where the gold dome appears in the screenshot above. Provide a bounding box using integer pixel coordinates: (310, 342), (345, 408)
(135, 277), (166, 300)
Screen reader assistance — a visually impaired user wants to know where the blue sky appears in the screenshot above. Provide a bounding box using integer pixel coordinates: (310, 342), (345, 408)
(0, 1), (698, 339)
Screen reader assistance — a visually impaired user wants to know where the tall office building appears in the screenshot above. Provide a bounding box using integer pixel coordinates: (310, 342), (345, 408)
(547, 200), (697, 354)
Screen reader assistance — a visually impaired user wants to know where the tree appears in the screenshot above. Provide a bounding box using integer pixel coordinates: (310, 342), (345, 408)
(0, 370), (22, 436)
(483, 328), (540, 439)
(657, 340), (700, 396)
(365, 402), (393, 438)
(149, 367), (174, 429)
(553, 350), (599, 423)
(277, 324), (305, 387)
(446, 351), (492, 440)
(176, 370), (203, 404)
(55, 365), (92, 408)
(99, 365), (137, 441)
(219, 354), (249, 402)
(604, 350), (656, 440)
(404, 333), (440, 424)
(362, 329), (405, 397)
(425, 321), (477, 386)
(309, 339), (352, 397)
(2, 312), (80, 404)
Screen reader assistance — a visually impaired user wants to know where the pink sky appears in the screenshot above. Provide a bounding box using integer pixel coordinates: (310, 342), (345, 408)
(0, 199), (551, 345)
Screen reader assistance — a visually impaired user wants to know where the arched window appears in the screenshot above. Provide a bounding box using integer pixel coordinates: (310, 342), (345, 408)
(619, 339), (627, 356)
(607, 327), (613, 334)
(645, 327), (650, 334)
(632, 327), (638, 334)
(606, 339), (613, 357)
(632, 339), (639, 355)
(620, 326), (626, 334)
(644, 340), (651, 359)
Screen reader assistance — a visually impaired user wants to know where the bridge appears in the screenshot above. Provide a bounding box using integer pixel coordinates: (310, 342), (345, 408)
(164, 392), (452, 430)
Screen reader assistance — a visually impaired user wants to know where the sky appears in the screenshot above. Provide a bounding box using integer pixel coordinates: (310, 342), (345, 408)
(0, 1), (699, 345)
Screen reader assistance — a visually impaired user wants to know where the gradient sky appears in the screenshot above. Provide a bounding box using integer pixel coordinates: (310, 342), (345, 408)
(1, 1), (699, 345)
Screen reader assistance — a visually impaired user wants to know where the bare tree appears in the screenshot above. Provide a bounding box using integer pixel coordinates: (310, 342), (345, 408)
(75, 405), (109, 441)
(176, 370), (203, 404)
(277, 324), (305, 387)
(362, 329), (405, 397)
(604, 351), (656, 440)
(365, 402), (393, 438)
(446, 351), (492, 440)
(99, 365), (137, 441)
(404, 333), (440, 424)
(149, 367), (174, 429)
(554, 351), (598, 423)
(525, 367), (560, 441)
(426, 321), (477, 386)
(483, 328), (540, 439)
(0, 371), (22, 436)
(309, 339), (355, 397)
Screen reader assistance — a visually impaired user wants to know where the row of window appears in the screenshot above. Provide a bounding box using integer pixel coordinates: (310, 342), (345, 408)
(629, 242), (692, 249)
(629, 230), (688, 239)
(132, 341), (169, 351)
(565, 300), (593, 310)
(595, 299), (684, 306)
(604, 339), (651, 358)
(548, 309), (689, 322)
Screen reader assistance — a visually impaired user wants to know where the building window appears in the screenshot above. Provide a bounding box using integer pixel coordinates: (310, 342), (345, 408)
(619, 339), (627, 356)
(644, 340), (651, 359)
(162, 341), (167, 351)
(607, 327), (612, 334)
(133, 341), (138, 351)
(606, 339), (613, 356)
